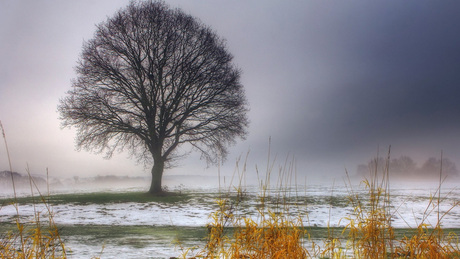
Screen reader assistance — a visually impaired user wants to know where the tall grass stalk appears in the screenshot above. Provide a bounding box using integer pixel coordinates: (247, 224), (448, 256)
(187, 146), (460, 258)
(2, 123), (460, 258)
(394, 150), (460, 258)
(0, 122), (67, 258)
(184, 146), (312, 258)
(342, 147), (395, 258)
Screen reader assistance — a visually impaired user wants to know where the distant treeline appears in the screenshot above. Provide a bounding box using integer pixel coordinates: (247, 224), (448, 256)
(0, 171), (148, 189)
(0, 170), (47, 189)
(73, 175), (146, 183)
(356, 156), (458, 178)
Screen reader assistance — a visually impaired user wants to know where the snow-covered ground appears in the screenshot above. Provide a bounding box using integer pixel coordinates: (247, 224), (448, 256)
(2, 181), (459, 228)
(1, 180), (459, 258)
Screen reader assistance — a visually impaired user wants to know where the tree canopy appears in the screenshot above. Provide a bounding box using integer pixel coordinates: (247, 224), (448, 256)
(58, 1), (249, 193)
(356, 155), (458, 178)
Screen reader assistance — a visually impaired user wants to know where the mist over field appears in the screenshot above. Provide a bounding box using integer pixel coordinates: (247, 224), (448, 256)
(2, 1), (460, 181)
(2, 171), (460, 257)
(2, 1), (460, 257)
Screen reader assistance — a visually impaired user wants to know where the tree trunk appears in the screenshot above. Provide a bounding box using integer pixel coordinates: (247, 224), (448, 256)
(148, 158), (164, 194)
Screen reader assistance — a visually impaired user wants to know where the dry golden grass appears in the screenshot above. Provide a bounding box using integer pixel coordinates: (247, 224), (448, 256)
(186, 147), (460, 259)
(0, 214), (66, 259)
(180, 151), (312, 258)
(2, 122), (460, 258)
(1, 121), (68, 258)
(199, 197), (309, 258)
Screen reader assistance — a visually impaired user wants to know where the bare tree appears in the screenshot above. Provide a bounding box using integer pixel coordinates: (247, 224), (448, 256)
(420, 157), (458, 177)
(58, 1), (249, 194)
(390, 155), (417, 175)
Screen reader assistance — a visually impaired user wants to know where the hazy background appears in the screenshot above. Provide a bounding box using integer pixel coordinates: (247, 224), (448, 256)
(2, 0), (460, 185)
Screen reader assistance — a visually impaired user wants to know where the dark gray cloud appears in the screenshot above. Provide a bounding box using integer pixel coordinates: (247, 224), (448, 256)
(1, 1), (460, 180)
(257, 1), (460, 163)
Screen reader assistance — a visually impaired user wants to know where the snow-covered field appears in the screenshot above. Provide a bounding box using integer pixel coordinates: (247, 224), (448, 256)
(1, 180), (459, 258)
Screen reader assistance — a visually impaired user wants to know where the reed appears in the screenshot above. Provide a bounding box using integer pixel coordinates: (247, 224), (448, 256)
(187, 146), (460, 259)
(178, 149), (311, 258)
(2, 122), (460, 258)
(340, 148), (395, 258)
(393, 152), (460, 258)
(0, 121), (68, 259)
(324, 148), (460, 258)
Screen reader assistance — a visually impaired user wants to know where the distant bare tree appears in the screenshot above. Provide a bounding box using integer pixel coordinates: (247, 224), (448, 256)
(390, 155), (417, 175)
(357, 155), (417, 177)
(58, 1), (248, 194)
(420, 157), (458, 177)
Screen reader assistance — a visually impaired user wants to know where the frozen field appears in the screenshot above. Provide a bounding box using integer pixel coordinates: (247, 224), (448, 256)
(1, 180), (460, 258)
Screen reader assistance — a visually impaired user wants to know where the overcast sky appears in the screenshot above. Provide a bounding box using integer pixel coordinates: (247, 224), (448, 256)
(2, 0), (460, 182)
